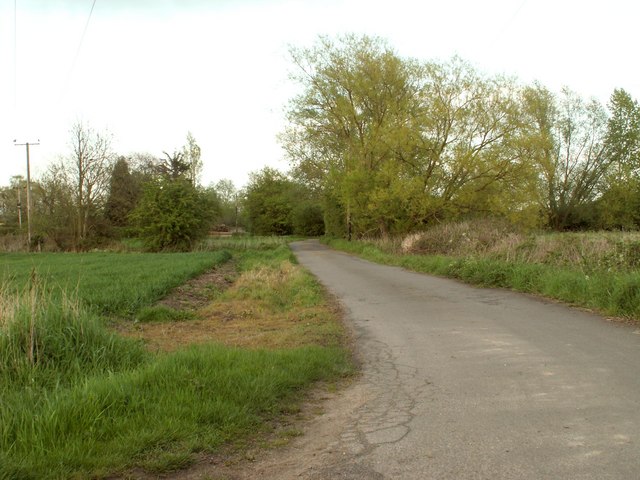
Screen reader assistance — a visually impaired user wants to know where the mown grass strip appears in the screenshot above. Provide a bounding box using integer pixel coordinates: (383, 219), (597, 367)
(325, 238), (640, 320)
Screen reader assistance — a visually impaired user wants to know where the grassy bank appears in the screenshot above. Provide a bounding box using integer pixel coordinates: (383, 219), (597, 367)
(324, 231), (640, 321)
(0, 238), (352, 479)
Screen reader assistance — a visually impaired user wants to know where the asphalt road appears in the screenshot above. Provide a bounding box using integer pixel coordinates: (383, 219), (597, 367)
(289, 240), (640, 480)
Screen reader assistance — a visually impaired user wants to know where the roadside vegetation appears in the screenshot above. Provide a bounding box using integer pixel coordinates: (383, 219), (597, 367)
(325, 220), (640, 321)
(0, 237), (352, 479)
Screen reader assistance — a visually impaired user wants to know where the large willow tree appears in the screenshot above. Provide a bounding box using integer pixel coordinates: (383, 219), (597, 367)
(282, 35), (537, 238)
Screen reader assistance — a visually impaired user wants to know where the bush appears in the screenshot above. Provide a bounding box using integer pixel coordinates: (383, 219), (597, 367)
(131, 178), (219, 252)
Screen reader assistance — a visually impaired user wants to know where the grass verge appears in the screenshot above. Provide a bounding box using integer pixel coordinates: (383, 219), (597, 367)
(1, 344), (350, 480)
(324, 237), (640, 321)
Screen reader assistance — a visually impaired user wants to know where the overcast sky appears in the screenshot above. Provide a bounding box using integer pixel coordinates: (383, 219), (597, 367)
(2, 0), (639, 189)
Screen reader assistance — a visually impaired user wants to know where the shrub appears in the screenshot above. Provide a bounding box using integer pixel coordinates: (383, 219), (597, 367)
(130, 178), (219, 252)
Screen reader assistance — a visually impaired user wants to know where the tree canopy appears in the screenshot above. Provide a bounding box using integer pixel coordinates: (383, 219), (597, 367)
(281, 34), (640, 236)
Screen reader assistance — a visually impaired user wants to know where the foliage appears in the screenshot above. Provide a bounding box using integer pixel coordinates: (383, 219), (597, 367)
(157, 151), (191, 181)
(4, 37), (640, 248)
(32, 164), (76, 250)
(244, 167), (296, 235)
(292, 202), (325, 236)
(0, 176), (26, 234)
(283, 35), (537, 237)
(131, 177), (219, 252)
(182, 131), (203, 186)
(104, 157), (142, 229)
(211, 178), (243, 229)
(604, 88), (640, 174)
(524, 86), (611, 229)
(596, 89), (640, 229)
(279, 35), (640, 234)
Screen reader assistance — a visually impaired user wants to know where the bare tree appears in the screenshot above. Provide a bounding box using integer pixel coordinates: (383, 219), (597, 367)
(62, 121), (115, 244)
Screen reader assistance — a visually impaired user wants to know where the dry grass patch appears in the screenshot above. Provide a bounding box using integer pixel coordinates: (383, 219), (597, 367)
(117, 258), (346, 352)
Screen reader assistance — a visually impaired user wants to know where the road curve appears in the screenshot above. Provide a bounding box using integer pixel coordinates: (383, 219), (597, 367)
(289, 240), (640, 480)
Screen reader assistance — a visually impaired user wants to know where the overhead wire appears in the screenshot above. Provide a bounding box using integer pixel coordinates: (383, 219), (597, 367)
(14, 0), (17, 112)
(489, 0), (528, 51)
(60, 0), (98, 102)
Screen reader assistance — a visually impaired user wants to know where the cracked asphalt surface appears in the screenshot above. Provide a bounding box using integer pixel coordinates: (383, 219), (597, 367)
(289, 240), (640, 480)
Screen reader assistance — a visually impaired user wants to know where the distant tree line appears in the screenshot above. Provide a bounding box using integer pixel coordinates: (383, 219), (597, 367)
(0, 124), (244, 251)
(3, 34), (640, 247)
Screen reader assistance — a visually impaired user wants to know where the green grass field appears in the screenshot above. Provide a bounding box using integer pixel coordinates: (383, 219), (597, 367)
(0, 251), (231, 315)
(0, 239), (352, 479)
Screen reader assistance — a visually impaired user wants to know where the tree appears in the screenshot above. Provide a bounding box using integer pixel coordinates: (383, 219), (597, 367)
(182, 132), (203, 186)
(244, 167), (296, 235)
(59, 121), (115, 245)
(283, 35), (422, 237)
(524, 86), (611, 229)
(292, 202), (325, 236)
(0, 176), (26, 234)
(104, 157), (141, 230)
(408, 58), (534, 226)
(33, 164), (75, 249)
(212, 179), (241, 228)
(130, 177), (218, 251)
(157, 151), (190, 181)
(604, 89), (640, 173)
(283, 36), (534, 237)
(596, 89), (640, 229)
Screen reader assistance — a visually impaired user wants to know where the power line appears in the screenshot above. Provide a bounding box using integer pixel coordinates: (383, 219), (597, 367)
(504, 0), (528, 33)
(61, 0), (98, 100)
(14, 0), (17, 111)
(490, 0), (529, 50)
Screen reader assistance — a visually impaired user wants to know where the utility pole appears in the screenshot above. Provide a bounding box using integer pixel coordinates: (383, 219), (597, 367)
(17, 185), (22, 228)
(14, 140), (39, 247)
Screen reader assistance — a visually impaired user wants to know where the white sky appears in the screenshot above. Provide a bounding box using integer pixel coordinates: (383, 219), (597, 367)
(2, 0), (639, 189)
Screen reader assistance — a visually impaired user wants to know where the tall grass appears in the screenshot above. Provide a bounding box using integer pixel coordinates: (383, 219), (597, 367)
(0, 274), (148, 391)
(385, 219), (640, 273)
(326, 233), (640, 320)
